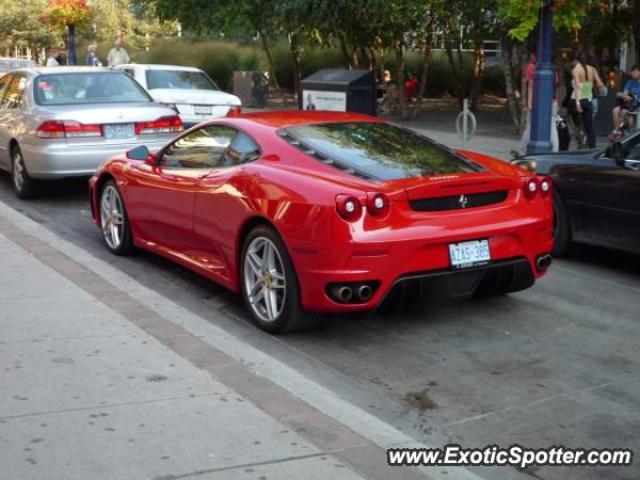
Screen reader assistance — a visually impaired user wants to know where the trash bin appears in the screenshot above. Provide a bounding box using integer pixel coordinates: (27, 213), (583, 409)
(299, 69), (376, 116)
(233, 71), (269, 108)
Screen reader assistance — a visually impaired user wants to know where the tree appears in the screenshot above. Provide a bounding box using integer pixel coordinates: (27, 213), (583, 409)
(140, 0), (282, 88)
(44, 0), (91, 64)
(0, 0), (57, 60)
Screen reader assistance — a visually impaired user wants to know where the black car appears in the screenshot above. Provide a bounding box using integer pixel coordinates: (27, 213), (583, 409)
(513, 135), (640, 256)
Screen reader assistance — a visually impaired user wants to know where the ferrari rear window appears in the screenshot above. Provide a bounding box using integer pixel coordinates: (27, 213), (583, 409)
(281, 122), (483, 180)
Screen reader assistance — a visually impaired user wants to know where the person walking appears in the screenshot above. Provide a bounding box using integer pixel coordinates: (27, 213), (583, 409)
(519, 51), (559, 155)
(572, 51), (604, 149)
(45, 47), (60, 67)
(86, 44), (101, 67)
(106, 38), (130, 67)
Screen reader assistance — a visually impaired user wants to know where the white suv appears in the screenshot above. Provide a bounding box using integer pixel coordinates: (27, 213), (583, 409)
(117, 64), (241, 127)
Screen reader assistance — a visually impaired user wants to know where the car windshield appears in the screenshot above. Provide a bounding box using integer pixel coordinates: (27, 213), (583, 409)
(283, 122), (483, 180)
(34, 72), (152, 106)
(145, 69), (219, 91)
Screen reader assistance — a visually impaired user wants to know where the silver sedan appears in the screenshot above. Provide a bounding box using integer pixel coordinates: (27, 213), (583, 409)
(0, 67), (184, 198)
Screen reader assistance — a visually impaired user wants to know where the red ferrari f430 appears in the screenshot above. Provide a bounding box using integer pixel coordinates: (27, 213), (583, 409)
(89, 111), (553, 333)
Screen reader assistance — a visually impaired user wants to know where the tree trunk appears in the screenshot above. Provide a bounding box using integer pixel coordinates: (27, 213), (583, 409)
(469, 42), (485, 112)
(289, 33), (302, 98)
(418, 14), (435, 99)
(258, 29), (280, 90)
(634, 0), (640, 63)
(394, 40), (409, 118)
(351, 47), (360, 68)
(444, 27), (464, 109)
(519, 46), (529, 135)
(339, 35), (352, 68)
(501, 42), (521, 132)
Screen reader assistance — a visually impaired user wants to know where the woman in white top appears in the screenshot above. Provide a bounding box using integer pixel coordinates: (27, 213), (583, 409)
(572, 51), (604, 148)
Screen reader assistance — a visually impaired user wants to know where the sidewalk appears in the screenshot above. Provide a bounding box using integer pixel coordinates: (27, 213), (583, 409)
(0, 206), (452, 480)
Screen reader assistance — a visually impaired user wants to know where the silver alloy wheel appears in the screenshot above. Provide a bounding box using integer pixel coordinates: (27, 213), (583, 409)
(243, 237), (287, 323)
(100, 184), (125, 250)
(12, 151), (24, 192)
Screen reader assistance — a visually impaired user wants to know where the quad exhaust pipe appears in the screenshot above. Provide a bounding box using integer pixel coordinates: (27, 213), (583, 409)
(536, 254), (552, 272)
(329, 282), (378, 304)
(357, 284), (373, 302)
(335, 286), (354, 303)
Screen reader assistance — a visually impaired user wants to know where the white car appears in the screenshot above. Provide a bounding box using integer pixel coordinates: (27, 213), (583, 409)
(117, 64), (241, 127)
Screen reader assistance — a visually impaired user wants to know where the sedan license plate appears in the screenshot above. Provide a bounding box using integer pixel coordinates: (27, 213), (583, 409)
(194, 105), (213, 115)
(104, 123), (135, 139)
(449, 239), (491, 269)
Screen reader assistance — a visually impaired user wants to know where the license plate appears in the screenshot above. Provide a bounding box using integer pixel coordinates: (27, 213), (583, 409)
(449, 239), (491, 269)
(104, 123), (135, 139)
(194, 105), (212, 115)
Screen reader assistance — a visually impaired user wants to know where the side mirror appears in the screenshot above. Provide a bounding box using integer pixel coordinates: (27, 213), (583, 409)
(126, 145), (155, 164)
(606, 142), (624, 165)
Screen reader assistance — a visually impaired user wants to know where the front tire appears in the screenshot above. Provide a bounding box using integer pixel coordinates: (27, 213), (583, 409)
(240, 226), (319, 334)
(99, 180), (134, 255)
(11, 145), (37, 199)
(552, 191), (571, 256)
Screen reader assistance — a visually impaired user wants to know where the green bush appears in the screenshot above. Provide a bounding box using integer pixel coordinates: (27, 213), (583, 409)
(104, 38), (506, 98)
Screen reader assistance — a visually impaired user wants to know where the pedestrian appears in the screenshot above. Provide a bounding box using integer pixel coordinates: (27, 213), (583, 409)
(519, 51), (559, 155)
(404, 73), (419, 101)
(572, 51), (604, 149)
(587, 53), (603, 121)
(46, 47), (60, 67)
(106, 37), (130, 67)
(86, 44), (101, 67)
(611, 65), (640, 137)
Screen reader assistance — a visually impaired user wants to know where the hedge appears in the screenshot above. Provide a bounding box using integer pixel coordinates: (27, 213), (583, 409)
(80, 39), (505, 97)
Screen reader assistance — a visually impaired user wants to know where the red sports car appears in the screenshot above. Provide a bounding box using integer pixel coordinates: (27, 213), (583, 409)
(89, 111), (553, 333)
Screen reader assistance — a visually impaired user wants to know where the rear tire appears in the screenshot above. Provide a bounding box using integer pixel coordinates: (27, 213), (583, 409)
(240, 225), (320, 334)
(11, 145), (37, 199)
(99, 180), (134, 256)
(552, 191), (571, 256)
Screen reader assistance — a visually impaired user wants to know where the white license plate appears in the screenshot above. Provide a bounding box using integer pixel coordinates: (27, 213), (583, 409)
(194, 105), (212, 115)
(449, 239), (491, 269)
(104, 123), (135, 139)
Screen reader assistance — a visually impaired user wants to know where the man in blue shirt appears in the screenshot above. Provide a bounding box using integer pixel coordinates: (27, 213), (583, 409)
(612, 65), (640, 133)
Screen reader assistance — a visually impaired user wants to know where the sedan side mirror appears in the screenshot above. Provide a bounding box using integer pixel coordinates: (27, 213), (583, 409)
(126, 145), (155, 165)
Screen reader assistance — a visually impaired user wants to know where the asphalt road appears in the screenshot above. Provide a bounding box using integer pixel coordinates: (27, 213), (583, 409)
(1, 173), (638, 480)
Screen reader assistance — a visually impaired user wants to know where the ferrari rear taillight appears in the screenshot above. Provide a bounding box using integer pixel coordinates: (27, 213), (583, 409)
(366, 192), (389, 217)
(36, 120), (103, 139)
(336, 194), (362, 222)
(539, 177), (552, 197)
(524, 178), (538, 198)
(523, 177), (552, 199)
(134, 115), (183, 135)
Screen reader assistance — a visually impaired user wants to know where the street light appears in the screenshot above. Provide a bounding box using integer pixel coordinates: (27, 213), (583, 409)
(526, 0), (554, 155)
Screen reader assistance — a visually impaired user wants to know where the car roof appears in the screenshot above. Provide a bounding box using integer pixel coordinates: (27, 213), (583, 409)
(18, 66), (122, 75)
(234, 110), (382, 129)
(117, 64), (203, 72)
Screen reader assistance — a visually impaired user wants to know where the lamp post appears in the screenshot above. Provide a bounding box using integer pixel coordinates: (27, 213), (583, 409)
(526, 0), (554, 155)
(66, 24), (77, 65)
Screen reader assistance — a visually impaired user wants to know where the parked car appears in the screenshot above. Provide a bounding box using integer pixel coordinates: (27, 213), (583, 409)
(89, 111), (553, 334)
(513, 134), (640, 256)
(0, 67), (183, 198)
(116, 64), (241, 127)
(0, 57), (36, 73)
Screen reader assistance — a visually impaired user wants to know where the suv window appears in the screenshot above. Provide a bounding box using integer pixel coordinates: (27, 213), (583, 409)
(161, 125), (238, 169)
(1, 74), (27, 109)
